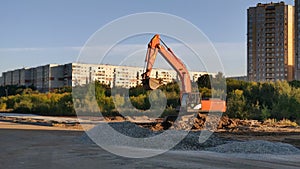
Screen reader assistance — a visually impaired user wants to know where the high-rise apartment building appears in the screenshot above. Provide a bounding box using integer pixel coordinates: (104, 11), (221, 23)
(247, 2), (295, 82)
(295, 0), (300, 80)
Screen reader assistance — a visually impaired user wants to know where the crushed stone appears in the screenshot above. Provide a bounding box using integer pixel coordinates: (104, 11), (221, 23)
(206, 140), (300, 155)
(77, 122), (300, 155)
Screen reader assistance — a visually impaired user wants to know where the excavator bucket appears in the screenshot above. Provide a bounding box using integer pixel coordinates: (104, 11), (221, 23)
(149, 78), (162, 90)
(142, 78), (163, 90)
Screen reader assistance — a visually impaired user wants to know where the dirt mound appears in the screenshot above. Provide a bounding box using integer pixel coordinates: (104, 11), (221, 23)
(104, 116), (125, 122)
(151, 114), (238, 131)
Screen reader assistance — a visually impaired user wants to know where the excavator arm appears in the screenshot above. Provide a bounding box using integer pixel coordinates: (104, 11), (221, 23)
(141, 34), (226, 124)
(142, 34), (201, 113)
(142, 34), (192, 93)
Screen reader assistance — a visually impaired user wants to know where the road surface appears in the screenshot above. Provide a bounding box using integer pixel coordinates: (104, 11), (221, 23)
(0, 121), (300, 169)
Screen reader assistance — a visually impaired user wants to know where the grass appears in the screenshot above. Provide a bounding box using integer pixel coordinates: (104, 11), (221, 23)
(263, 118), (298, 127)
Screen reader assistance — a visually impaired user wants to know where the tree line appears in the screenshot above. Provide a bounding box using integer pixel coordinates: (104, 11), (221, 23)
(0, 75), (300, 124)
(226, 79), (300, 122)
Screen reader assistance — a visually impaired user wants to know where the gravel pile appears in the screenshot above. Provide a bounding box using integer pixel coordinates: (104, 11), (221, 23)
(77, 122), (158, 144)
(171, 131), (229, 151)
(76, 122), (300, 155)
(77, 122), (229, 150)
(77, 122), (159, 145)
(108, 122), (158, 138)
(207, 140), (300, 155)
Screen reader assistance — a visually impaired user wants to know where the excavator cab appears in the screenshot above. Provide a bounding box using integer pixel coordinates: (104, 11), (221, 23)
(181, 92), (201, 113)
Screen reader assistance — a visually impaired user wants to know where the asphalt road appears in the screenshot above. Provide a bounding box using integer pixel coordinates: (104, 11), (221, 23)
(1, 122), (300, 169)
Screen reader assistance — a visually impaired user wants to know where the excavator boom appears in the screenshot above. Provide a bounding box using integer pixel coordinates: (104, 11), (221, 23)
(142, 34), (192, 93)
(142, 34), (226, 114)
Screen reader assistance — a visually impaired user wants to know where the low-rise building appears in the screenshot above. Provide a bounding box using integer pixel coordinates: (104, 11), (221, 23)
(227, 76), (248, 81)
(0, 63), (215, 92)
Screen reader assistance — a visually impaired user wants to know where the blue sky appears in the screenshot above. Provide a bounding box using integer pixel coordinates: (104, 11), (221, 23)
(0, 0), (295, 76)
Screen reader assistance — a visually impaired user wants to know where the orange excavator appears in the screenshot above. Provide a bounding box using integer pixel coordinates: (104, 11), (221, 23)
(141, 34), (226, 115)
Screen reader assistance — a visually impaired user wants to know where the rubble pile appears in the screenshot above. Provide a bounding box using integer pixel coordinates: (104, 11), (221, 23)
(150, 114), (238, 131)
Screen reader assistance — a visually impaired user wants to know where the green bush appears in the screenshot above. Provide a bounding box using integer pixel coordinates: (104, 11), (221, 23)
(225, 89), (248, 119)
(2, 79), (300, 122)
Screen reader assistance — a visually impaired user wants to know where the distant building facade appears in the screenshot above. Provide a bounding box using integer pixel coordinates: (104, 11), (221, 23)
(247, 2), (295, 82)
(0, 63), (210, 92)
(227, 76), (248, 81)
(295, 0), (300, 80)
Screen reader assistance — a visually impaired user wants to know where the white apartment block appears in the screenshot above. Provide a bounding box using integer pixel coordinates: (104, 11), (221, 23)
(96, 64), (116, 87)
(0, 63), (211, 92)
(152, 68), (178, 83)
(4, 71), (13, 86)
(33, 64), (63, 92)
(70, 63), (99, 87)
(114, 66), (144, 88)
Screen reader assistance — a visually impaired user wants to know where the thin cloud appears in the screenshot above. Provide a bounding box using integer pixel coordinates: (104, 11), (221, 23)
(0, 42), (246, 76)
(0, 46), (82, 52)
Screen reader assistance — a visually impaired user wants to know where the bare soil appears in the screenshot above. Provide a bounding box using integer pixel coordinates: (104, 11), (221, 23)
(1, 113), (300, 149)
(1, 121), (300, 169)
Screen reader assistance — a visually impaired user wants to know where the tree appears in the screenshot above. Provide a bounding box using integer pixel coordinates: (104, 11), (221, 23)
(225, 89), (248, 119)
(260, 104), (271, 120)
(289, 80), (300, 88)
(197, 74), (211, 89)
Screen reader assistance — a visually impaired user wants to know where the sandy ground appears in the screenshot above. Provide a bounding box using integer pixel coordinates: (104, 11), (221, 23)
(1, 121), (300, 169)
